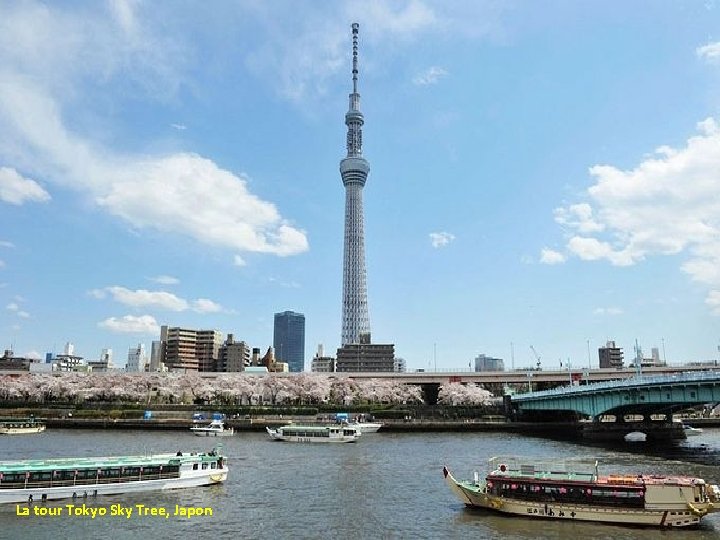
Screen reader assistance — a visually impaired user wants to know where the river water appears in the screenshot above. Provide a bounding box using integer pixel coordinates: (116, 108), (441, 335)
(2, 429), (720, 539)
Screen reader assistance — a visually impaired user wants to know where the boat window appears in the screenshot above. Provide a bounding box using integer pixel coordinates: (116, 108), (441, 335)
(29, 471), (53, 482)
(202, 463), (208, 470)
(211, 462), (217, 469)
(193, 464), (198, 470)
(76, 469), (96, 480)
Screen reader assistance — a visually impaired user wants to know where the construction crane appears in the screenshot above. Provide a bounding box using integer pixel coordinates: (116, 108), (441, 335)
(530, 345), (542, 370)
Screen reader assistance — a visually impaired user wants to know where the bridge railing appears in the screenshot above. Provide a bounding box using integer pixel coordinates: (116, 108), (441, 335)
(512, 370), (720, 401)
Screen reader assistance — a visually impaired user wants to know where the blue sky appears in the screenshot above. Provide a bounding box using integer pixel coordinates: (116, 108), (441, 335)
(1, 1), (720, 370)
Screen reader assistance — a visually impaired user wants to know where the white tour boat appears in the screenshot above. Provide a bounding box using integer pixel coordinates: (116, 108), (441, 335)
(0, 418), (46, 435)
(266, 424), (361, 443)
(444, 456), (720, 528)
(345, 421), (383, 433)
(684, 424), (703, 437)
(190, 419), (234, 437)
(334, 413), (382, 433)
(0, 447), (228, 504)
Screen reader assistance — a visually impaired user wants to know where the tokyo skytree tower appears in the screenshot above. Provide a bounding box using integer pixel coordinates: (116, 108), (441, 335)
(340, 23), (371, 346)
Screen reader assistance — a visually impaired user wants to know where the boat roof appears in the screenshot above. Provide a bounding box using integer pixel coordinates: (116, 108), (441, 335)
(0, 452), (221, 473)
(280, 424), (356, 431)
(486, 456), (704, 487)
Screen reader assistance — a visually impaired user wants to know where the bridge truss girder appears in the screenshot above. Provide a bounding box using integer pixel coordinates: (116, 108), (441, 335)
(513, 382), (720, 418)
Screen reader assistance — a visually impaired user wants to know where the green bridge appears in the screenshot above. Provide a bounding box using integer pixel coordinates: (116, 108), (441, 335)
(511, 372), (720, 419)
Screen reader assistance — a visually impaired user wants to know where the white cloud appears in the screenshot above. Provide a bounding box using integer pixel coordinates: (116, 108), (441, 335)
(707, 290), (720, 315)
(413, 66), (448, 85)
(93, 285), (226, 313)
(0, 2), (307, 258)
(104, 286), (188, 311)
(0, 167), (51, 205)
(539, 248), (566, 265)
(429, 231), (455, 248)
(697, 41), (720, 62)
(24, 350), (41, 359)
(170, 123), (187, 130)
(149, 275), (180, 285)
(192, 298), (222, 313)
(593, 307), (623, 316)
(0, 260), (5, 268)
(548, 118), (720, 314)
(98, 314), (160, 334)
(0, 241), (14, 248)
(553, 203), (604, 234)
(233, 255), (247, 267)
(6, 302), (30, 317)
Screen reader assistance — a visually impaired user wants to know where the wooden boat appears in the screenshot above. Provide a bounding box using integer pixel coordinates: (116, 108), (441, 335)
(266, 424), (360, 443)
(0, 418), (46, 435)
(190, 419), (234, 437)
(0, 447), (227, 504)
(443, 456), (720, 528)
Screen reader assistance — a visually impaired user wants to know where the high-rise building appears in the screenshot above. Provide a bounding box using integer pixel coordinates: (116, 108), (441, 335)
(311, 344), (335, 373)
(474, 354), (505, 372)
(126, 343), (147, 372)
(160, 325), (223, 372)
(336, 341), (395, 372)
(273, 311), (305, 372)
(598, 340), (624, 369)
(218, 334), (251, 372)
(340, 23), (371, 346)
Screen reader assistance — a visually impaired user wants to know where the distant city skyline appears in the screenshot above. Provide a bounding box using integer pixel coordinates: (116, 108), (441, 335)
(1, 2), (720, 370)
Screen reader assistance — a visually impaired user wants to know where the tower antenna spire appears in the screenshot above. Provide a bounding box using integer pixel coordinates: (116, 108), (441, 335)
(352, 22), (359, 94)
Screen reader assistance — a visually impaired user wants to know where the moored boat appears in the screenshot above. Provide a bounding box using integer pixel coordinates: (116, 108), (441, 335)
(334, 413), (382, 433)
(190, 419), (234, 437)
(0, 447), (227, 504)
(443, 456), (720, 528)
(624, 431), (647, 442)
(266, 424), (360, 443)
(0, 418), (46, 435)
(683, 425), (703, 437)
(346, 421), (383, 433)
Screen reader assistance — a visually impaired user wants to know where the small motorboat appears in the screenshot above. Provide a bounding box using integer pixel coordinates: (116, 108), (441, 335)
(683, 424), (704, 437)
(624, 431), (647, 442)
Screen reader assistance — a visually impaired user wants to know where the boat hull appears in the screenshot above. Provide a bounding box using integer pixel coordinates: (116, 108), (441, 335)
(443, 467), (710, 528)
(191, 430), (234, 437)
(349, 422), (382, 433)
(0, 426), (46, 435)
(0, 468), (228, 504)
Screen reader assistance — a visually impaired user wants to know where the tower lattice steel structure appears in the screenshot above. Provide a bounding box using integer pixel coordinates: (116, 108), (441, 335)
(340, 23), (371, 346)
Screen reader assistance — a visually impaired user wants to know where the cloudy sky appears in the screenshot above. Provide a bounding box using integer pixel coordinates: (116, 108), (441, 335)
(1, 1), (719, 370)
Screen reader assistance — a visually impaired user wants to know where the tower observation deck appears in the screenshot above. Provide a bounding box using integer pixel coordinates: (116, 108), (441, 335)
(340, 23), (371, 346)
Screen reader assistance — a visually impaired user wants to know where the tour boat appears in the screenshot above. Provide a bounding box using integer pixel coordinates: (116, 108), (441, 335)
(0, 418), (46, 435)
(683, 425), (703, 437)
(266, 424), (361, 443)
(443, 457), (720, 528)
(190, 419), (234, 437)
(0, 447), (227, 504)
